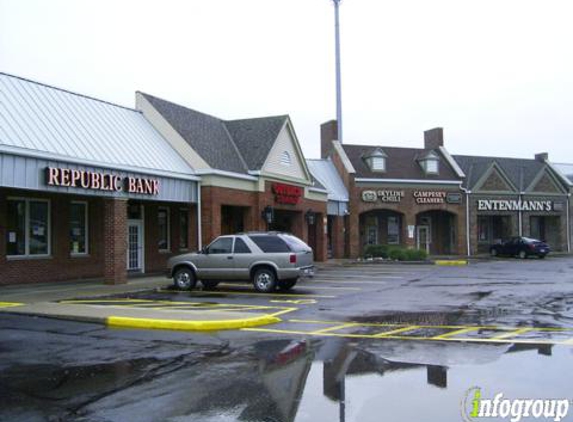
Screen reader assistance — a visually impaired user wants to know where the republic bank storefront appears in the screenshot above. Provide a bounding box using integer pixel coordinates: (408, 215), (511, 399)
(0, 73), (199, 285)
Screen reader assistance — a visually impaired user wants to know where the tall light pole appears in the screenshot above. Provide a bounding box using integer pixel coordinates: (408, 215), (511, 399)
(333, 0), (343, 142)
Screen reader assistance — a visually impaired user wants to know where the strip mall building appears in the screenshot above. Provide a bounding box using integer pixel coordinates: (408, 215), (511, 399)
(1, 74), (571, 285)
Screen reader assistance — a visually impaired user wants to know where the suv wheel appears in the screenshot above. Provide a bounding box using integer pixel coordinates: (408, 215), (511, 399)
(173, 267), (197, 290)
(518, 250), (527, 259)
(278, 279), (297, 291)
(253, 268), (277, 293)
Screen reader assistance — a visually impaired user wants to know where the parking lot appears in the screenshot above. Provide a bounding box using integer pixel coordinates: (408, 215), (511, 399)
(2, 256), (573, 422)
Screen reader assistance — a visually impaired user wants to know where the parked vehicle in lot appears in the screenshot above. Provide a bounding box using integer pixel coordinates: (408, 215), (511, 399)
(489, 236), (550, 259)
(167, 232), (315, 293)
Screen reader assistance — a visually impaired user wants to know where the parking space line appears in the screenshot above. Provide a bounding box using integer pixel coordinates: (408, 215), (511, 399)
(491, 327), (533, 340)
(308, 323), (359, 335)
(0, 302), (24, 308)
(373, 326), (420, 337)
(431, 327), (478, 339)
(178, 290), (337, 299)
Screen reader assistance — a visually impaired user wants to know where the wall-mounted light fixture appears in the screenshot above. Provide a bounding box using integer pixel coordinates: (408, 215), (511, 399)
(261, 206), (274, 225)
(305, 209), (316, 225)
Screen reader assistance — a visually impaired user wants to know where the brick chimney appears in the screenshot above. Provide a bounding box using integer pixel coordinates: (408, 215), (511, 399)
(424, 128), (444, 150)
(535, 152), (548, 162)
(321, 120), (338, 158)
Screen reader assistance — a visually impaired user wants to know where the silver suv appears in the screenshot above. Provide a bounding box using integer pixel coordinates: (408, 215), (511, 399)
(167, 232), (315, 293)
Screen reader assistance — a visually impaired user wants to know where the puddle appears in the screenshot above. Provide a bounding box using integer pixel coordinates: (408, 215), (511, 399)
(2, 336), (571, 422)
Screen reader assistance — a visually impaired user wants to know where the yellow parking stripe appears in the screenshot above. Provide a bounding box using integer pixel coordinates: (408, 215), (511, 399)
(0, 302), (24, 308)
(431, 327), (478, 340)
(308, 323), (359, 335)
(373, 326), (420, 337)
(491, 327), (532, 340)
(183, 290), (336, 299)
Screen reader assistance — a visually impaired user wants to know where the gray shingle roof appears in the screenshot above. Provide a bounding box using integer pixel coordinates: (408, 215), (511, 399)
(453, 155), (545, 190)
(140, 93), (288, 174)
(224, 116), (288, 171)
(342, 144), (461, 181)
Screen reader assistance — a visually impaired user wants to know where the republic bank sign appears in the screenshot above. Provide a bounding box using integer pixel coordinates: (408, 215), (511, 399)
(477, 199), (554, 212)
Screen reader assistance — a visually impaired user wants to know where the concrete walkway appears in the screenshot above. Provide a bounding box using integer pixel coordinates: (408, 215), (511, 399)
(0, 276), (283, 331)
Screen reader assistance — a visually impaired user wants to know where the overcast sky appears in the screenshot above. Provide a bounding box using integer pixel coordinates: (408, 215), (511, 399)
(2, 0), (572, 162)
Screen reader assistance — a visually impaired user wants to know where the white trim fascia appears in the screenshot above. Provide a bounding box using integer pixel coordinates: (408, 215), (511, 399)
(0, 146), (200, 182)
(309, 187), (329, 194)
(195, 169), (258, 181)
(355, 178), (463, 185)
(438, 146), (466, 178)
(332, 141), (356, 173)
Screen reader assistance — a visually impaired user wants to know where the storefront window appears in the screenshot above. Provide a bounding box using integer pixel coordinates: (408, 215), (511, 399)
(6, 198), (50, 256)
(70, 202), (88, 255)
(179, 209), (189, 250)
(478, 216), (490, 242)
(158, 207), (170, 251)
(387, 216), (400, 244)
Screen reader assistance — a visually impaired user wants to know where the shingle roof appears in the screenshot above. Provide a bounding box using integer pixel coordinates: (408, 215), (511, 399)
(0, 73), (194, 177)
(224, 116), (288, 170)
(453, 155), (545, 190)
(306, 159), (349, 202)
(342, 144), (460, 181)
(140, 93), (288, 174)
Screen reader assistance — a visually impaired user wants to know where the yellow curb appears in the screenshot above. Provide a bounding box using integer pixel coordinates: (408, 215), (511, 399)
(106, 314), (282, 331)
(0, 302), (24, 308)
(434, 260), (468, 266)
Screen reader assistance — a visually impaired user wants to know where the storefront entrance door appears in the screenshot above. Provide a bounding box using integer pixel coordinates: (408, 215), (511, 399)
(417, 225), (431, 254)
(127, 220), (144, 272)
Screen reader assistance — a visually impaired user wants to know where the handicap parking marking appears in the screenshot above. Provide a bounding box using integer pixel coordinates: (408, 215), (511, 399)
(59, 298), (298, 317)
(242, 318), (573, 346)
(0, 301), (24, 309)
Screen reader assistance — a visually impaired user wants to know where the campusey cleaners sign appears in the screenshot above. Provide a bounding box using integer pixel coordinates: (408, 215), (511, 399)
(45, 167), (160, 195)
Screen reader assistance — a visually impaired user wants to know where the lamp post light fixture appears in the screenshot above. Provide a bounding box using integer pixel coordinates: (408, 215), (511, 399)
(305, 209), (316, 225)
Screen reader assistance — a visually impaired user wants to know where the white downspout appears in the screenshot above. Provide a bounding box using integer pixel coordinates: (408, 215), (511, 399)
(567, 193), (571, 253)
(518, 192), (523, 237)
(461, 187), (471, 256)
(197, 180), (202, 250)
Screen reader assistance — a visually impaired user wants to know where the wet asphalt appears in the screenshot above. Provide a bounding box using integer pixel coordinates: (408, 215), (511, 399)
(1, 257), (573, 422)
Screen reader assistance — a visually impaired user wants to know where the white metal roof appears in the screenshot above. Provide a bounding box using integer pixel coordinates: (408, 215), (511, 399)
(306, 158), (349, 202)
(0, 73), (195, 179)
(552, 163), (573, 185)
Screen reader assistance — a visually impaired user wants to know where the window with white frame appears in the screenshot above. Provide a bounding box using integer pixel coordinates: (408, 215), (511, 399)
(70, 201), (88, 255)
(371, 156), (386, 171)
(179, 209), (189, 250)
(158, 207), (170, 251)
(6, 198), (50, 257)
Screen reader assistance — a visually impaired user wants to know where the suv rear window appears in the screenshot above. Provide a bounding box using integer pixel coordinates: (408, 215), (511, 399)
(249, 235), (290, 253)
(281, 234), (311, 252)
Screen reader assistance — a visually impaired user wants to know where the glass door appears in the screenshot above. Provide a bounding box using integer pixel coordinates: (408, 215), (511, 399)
(417, 225), (431, 254)
(127, 220), (144, 272)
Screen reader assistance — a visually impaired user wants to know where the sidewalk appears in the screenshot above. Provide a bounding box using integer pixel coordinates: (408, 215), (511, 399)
(0, 276), (283, 331)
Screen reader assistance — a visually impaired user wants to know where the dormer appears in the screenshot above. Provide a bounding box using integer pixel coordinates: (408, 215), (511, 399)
(418, 151), (440, 175)
(363, 148), (388, 172)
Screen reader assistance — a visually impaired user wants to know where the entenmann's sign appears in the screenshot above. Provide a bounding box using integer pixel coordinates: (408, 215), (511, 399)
(45, 167), (160, 195)
(477, 199), (553, 212)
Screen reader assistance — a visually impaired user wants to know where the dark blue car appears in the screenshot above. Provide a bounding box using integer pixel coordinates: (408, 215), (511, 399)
(490, 236), (550, 259)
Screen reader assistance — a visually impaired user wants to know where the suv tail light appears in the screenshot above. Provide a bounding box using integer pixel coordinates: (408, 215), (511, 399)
(289, 254), (297, 264)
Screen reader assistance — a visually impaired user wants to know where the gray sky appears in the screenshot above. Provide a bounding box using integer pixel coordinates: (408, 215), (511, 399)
(2, 0), (572, 162)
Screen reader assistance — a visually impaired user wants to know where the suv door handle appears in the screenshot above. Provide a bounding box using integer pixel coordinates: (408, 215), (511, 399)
(227, 256), (233, 260)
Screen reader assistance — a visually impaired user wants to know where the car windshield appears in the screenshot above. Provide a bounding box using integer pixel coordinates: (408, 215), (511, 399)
(281, 234), (311, 252)
(522, 237), (540, 243)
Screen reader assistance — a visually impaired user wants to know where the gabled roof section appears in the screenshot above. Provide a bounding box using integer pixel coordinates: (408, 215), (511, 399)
(139, 93), (248, 174)
(224, 115), (288, 171)
(453, 155), (561, 191)
(552, 163), (573, 185)
(525, 167), (568, 194)
(362, 147), (387, 159)
(0, 73), (194, 178)
(342, 144), (460, 181)
(473, 161), (518, 193)
(306, 159), (349, 202)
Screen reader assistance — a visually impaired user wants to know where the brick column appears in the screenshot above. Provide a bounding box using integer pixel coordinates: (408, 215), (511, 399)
(315, 213), (328, 262)
(0, 190), (6, 269)
(331, 216), (345, 259)
(404, 213), (416, 250)
(103, 198), (127, 285)
(348, 211), (360, 259)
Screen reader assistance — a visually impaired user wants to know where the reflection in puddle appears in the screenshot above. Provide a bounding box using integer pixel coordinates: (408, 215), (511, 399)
(1, 337), (571, 422)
